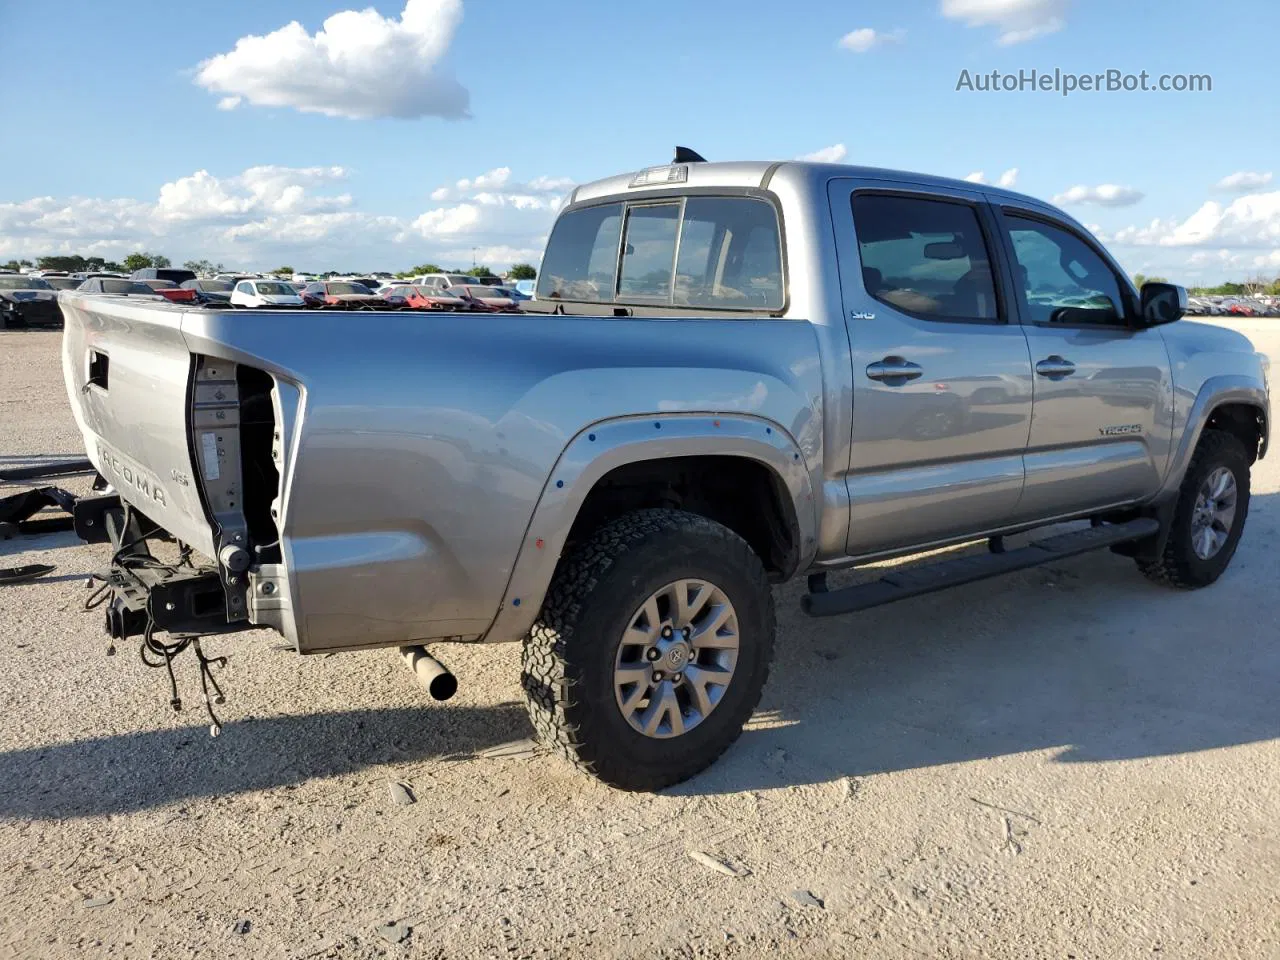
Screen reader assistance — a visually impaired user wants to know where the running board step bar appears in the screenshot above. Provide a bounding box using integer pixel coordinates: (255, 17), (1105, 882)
(801, 518), (1161, 618)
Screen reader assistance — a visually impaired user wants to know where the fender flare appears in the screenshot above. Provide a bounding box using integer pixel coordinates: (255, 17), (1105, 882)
(481, 413), (819, 643)
(1158, 375), (1269, 500)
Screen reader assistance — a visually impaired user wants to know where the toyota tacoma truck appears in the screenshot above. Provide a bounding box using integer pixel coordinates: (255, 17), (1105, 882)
(58, 154), (1269, 791)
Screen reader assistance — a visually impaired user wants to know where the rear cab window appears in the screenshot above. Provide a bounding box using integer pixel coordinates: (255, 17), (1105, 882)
(536, 195), (785, 313)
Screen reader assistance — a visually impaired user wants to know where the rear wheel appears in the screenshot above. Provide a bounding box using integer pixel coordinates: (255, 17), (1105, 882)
(1137, 429), (1251, 588)
(521, 509), (775, 791)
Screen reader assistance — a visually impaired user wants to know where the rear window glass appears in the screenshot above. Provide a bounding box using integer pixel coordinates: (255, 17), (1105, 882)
(537, 197), (784, 310)
(674, 198), (784, 309)
(326, 282), (371, 295)
(255, 281), (296, 296)
(537, 203), (623, 302)
(618, 203), (680, 299)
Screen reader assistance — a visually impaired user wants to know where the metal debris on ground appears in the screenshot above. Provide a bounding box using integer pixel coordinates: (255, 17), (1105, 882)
(388, 780), (416, 805)
(477, 739), (540, 760)
(0, 563), (56, 585)
(374, 922), (411, 944)
(81, 896), (113, 908)
(687, 850), (751, 878)
(231, 919), (251, 935)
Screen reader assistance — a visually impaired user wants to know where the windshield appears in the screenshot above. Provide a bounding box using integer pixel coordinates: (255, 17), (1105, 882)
(103, 280), (157, 295)
(254, 282), (296, 296)
(326, 283), (372, 295)
(0, 277), (51, 290)
(46, 278), (80, 290)
(145, 279), (177, 289)
(194, 280), (233, 292)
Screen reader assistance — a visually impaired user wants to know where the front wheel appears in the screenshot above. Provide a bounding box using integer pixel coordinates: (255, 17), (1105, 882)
(521, 509), (776, 791)
(1137, 429), (1251, 588)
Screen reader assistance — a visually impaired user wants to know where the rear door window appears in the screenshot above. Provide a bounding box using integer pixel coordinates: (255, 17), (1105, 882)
(851, 193), (1000, 322)
(537, 202), (623, 302)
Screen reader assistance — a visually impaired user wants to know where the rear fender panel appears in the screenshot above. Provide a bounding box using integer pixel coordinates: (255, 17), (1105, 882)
(481, 414), (818, 644)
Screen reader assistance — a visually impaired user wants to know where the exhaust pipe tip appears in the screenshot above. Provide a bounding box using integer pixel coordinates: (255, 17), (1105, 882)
(400, 645), (457, 701)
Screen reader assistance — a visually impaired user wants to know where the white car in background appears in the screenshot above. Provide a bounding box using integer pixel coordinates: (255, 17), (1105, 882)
(229, 279), (305, 308)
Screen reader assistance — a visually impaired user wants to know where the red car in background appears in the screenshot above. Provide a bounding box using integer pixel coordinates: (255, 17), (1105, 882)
(447, 285), (521, 313)
(140, 279), (198, 304)
(300, 281), (388, 308)
(384, 284), (468, 311)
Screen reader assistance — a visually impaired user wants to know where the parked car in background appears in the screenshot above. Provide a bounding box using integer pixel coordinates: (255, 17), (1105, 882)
(476, 276), (505, 287)
(181, 279), (234, 303)
(300, 281), (385, 308)
(139, 279), (199, 304)
(0, 275), (62, 328)
(76, 277), (165, 299)
(44, 277), (84, 291)
(512, 279), (537, 298)
(69, 272), (126, 282)
(385, 284), (467, 311)
(494, 285), (532, 302)
(416, 273), (481, 291)
(130, 267), (197, 286)
(446, 284), (521, 312)
(229, 279), (305, 308)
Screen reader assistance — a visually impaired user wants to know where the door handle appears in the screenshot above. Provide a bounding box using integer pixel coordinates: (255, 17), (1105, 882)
(1036, 356), (1076, 379)
(866, 357), (923, 383)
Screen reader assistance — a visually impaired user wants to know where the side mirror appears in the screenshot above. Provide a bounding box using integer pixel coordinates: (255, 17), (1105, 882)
(1141, 282), (1187, 325)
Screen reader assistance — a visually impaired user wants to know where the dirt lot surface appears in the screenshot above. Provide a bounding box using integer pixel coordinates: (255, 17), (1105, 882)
(1, 326), (1277, 960)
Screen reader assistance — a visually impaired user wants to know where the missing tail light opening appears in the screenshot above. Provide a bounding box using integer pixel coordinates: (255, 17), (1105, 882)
(88, 349), (109, 390)
(237, 365), (282, 565)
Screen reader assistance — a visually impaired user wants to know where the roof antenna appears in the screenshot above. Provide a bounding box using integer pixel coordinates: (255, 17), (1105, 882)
(673, 146), (707, 164)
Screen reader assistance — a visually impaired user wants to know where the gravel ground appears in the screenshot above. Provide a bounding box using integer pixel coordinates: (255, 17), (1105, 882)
(1, 326), (1277, 960)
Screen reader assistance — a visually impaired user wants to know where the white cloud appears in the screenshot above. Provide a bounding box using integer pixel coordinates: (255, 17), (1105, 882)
(0, 162), (573, 273)
(963, 168), (1019, 187)
(838, 28), (905, 53)
(1215, 171), (1273, 193)
(797, 144), (848, 163)
(193, 0), (469, 120)
(155, 166), (352, 221)
(409, 202), (483, 237)
(1105, 192), (1280, 249)
(940, 0), (1067, 45)
(1051, 184), (1144, 207)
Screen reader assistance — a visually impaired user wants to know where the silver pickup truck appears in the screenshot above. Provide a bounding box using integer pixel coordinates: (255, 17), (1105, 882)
(59, 155), (1269, 791)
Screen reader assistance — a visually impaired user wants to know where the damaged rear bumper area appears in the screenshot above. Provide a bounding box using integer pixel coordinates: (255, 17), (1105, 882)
(76, 494), (244, 641)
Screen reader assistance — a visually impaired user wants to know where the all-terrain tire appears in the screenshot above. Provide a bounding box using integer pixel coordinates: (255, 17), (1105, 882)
(1137, 428), (1251, 588)
(521, 508), (776, 791)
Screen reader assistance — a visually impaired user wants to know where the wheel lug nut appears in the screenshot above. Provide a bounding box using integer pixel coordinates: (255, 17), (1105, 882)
(682, 626), (691, 638)
(672, 672), (683, 683)
(652, 671), (664, 682)
(662, 626), (673, 638)
(646, 648), (660, 661)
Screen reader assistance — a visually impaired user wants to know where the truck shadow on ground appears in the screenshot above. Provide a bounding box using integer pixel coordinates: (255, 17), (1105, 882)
(0, 704), (531, 820)
(1, 502), (1277, 816)
(673, 497), (1280, 796)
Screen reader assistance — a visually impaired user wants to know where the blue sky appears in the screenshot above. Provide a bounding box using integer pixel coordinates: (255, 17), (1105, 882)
(1, 0), (1278, 281)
